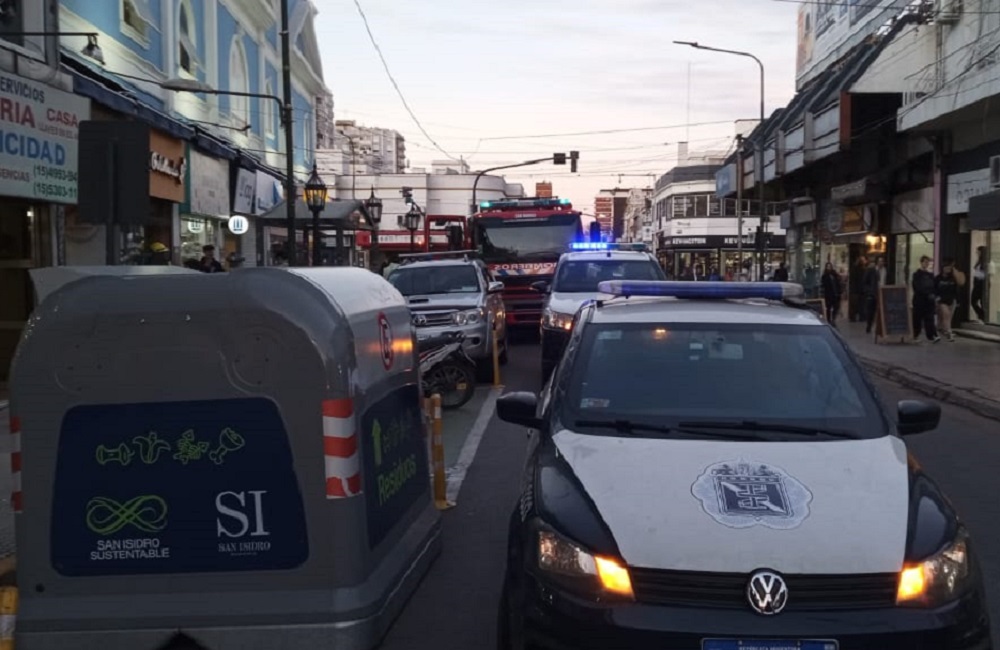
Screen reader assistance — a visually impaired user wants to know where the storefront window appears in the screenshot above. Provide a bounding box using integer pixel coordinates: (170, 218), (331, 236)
(181, 217), (218, 265)
(894, 232), (934, 287)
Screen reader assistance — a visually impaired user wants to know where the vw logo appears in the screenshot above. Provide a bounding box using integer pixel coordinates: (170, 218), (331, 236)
(413, 314), (427, 326)
(746, 570), (788, 615)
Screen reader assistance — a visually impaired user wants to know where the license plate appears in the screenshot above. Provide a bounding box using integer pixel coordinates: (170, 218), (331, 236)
(703, 641), (838, 650)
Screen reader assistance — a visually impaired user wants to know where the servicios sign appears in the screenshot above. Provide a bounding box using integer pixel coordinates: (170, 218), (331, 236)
(0, 72), (90, 203)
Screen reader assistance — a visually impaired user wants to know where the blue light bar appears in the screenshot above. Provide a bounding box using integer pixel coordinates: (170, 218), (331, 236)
(570, 242), (648, 251)
(597, 280), (805, 300)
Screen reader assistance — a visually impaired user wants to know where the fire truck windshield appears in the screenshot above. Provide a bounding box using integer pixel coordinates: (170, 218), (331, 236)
(475, 213), (581, 261)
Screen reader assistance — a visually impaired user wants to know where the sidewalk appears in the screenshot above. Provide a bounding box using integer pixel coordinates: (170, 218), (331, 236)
(839, 321), (1000, 420)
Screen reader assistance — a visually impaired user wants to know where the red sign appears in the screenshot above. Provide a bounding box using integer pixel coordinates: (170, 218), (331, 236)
(378, 312), (393, 370)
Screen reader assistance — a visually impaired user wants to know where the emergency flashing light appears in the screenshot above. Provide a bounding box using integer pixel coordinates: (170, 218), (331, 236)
(597, 280), (805, 300)
(480, 198), (572, 210)
(570, 242), (648, 251)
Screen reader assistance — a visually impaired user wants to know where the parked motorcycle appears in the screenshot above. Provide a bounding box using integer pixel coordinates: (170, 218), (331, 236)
(417, 331), (477, 410)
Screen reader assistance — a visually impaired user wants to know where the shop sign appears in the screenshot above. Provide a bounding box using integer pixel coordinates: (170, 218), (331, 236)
(228, 215), (249, 235)
(254, 170), (282, 214)
(149, 130), (185, 202)
(946, 169), (991, 214)
(0, 71), (90, 203)
(186, 149), (229, 217)
(233, 168), (255, 214)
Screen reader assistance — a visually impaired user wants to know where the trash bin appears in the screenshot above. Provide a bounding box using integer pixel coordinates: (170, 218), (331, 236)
(9, 267), (440, 650)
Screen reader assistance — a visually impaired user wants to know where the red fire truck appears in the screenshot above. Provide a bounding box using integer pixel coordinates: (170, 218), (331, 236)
(469, 197), (584, 328)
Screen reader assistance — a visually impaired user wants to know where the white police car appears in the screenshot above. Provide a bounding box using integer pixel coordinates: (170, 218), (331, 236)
(534, 243), (665, 381)
(497, 281), (992, 650)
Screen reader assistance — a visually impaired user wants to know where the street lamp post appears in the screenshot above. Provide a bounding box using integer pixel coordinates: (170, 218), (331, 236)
(405, 208), (421, 253)
(366, 188), (383, 272)
(303, 163), (328, 266)
(674, 41), (765, 278)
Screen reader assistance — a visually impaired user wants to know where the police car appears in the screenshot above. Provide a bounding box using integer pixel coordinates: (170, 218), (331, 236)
(535, 242), (665, 380)
(496, 281), (992, 650)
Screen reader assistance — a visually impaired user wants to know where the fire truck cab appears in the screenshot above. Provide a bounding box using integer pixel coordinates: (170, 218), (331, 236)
(469, 197), (584, 329)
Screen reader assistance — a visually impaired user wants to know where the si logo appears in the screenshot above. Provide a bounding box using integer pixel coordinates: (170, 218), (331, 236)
(691, 460), (812, 530)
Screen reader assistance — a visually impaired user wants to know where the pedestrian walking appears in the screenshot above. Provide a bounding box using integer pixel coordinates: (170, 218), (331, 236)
(199, 245), (225, 273)
(821, 262), (842, 326)
(773, 262), (789, 282)
(934, 258), (965, 342)
(911, 255), (940, 343)
(863, 256), (885, 333)
(971, 246), (991, 322)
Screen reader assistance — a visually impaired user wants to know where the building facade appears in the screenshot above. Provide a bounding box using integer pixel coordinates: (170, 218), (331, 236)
(319, 119), (406, 177)
(0, 0), (329, 383)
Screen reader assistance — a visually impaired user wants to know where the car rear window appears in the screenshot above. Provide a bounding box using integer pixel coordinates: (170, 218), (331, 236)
(553, 260), (665, 292)
(562, 322), (886, 438)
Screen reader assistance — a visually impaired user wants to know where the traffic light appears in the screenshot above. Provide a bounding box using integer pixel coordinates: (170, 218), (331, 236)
(401, 186), (413, 204)
(553, 152), (567, 165)
(570, 150), (579, 173)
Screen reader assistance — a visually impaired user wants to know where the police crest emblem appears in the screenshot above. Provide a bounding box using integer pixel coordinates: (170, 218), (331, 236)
(691, 460), (812, 529)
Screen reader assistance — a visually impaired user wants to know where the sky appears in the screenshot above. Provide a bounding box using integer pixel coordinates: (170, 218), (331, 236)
(314, 0), (801, 212)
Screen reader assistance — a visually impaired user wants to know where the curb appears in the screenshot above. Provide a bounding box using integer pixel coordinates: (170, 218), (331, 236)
(859, 356), (1000, 422)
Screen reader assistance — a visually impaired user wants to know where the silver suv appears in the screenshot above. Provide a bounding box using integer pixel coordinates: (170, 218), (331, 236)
(387, 251), (508, 374)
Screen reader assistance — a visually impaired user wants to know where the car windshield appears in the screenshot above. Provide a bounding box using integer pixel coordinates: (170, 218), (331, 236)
(562, 322), (886, 439)
(475, 214), (581, 260)
(553, 260), (666, 292)
(388, 265), (481, 295)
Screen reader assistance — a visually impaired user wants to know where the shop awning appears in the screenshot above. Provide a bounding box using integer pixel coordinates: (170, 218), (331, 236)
(968, 191), (1000, 230)
(258, 198), (374, 230)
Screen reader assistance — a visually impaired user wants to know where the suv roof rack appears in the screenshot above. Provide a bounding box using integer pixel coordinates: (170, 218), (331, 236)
(398, 249), (480, 264)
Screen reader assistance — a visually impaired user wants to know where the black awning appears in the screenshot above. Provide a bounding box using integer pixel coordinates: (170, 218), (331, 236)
(968, 191), (1000, 230)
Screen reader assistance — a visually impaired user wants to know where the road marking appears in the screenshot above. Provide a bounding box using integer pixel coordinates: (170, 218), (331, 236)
(446, 386), (502, 503)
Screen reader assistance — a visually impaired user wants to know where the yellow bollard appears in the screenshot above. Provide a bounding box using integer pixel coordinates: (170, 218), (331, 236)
(0, 586), (17, 650)
(430, 393), (454, 510)
(492, 319), (501, 387)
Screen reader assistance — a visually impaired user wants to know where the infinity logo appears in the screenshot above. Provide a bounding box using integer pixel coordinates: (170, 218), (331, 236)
(86, 495), (168, 536)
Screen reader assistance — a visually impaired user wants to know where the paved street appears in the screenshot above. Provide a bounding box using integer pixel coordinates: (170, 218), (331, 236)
(380, 339), (1000, 650)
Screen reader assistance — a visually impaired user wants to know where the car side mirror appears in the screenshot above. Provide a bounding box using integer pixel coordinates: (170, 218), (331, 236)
(897, 399), (941, 435)
(531, 280), (550, 293)
(496, 392), (542, 429)
(488, 281), (504, 293)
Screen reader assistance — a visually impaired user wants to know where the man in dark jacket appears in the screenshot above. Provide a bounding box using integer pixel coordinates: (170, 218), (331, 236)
(934, 258), (965, 342)
(911, 255), (939, 342)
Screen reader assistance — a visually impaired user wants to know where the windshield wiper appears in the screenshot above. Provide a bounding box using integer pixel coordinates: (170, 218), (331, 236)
(676, 420), (857, 440)
(575, 419), (677, 436)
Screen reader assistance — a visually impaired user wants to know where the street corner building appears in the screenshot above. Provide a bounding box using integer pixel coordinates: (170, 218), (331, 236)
(0, 0), (331, 386)
(713, 0), (1000, 334)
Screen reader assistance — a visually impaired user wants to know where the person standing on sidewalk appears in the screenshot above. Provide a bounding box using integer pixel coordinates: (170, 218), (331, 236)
(822, 262), (842, 326)
(863, 256), (885, 333)
(971, 246), (990, 322)
(912, 255), (940, 343)
(934, 258), (965, 342)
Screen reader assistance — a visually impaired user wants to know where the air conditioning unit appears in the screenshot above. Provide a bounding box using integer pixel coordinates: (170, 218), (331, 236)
(990, 155), (1000, 188)
(936, 0), (961, 24)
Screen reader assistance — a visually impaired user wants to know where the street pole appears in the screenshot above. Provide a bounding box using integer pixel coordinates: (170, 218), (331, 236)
(311, 207), (322, 266)
(736, 133), (744, 274)
(470, 157), (559, 216)
(755, 58), (767, 282)
(280, 0), (297, 266)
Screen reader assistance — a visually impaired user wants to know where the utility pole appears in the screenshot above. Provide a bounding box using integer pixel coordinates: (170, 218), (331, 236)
(280, 0), (297, 266)
(736, 133), (744, 278)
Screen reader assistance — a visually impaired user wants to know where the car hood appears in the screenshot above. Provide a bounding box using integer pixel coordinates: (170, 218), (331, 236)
(547, 291), (609, 315)
(405, 294), (481, 311)
(552, 430), (910, 574)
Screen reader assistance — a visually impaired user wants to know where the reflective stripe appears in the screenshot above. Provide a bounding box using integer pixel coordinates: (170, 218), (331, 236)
(322, 399), (362, 499)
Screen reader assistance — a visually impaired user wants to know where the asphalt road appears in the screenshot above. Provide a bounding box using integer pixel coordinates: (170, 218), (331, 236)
(378, 339), (1000, 650)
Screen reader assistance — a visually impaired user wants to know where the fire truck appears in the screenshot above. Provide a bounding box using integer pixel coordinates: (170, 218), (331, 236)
(469, 197), (584, 328)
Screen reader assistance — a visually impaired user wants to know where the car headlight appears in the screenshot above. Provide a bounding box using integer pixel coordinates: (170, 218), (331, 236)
(542, 309), (574, 331)
(452, 309), (482, 325)
(532, 522), (633, 600)
(897, 528), (973, 607)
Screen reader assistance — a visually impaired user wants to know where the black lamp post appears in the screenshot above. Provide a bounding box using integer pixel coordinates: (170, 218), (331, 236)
(366, 187), (383, 272)
(303, 163), (328, 266)
(405, 208), (421, 253)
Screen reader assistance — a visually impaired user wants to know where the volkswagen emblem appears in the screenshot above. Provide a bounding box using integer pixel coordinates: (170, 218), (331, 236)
(746, 570), (788, 615)
(412, 314), (427, 326)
